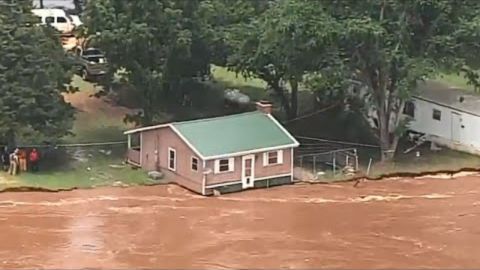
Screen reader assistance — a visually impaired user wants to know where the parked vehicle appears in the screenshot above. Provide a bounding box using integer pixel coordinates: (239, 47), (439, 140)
(31, 9), (82, 34)
(69, 15), (83, 27)
(69, 47), (109, 81)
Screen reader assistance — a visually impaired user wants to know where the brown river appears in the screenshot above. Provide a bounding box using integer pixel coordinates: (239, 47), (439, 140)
(1, 175), (480, 269)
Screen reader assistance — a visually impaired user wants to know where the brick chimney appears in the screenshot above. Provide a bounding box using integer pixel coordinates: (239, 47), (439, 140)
(256, 100), (273, 114)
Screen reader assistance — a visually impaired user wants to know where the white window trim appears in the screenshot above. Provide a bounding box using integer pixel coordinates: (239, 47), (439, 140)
(214, 157), (235, 174)
(191, 156), (199, 172)
(263, 150), (283, 166)
(168, 147), (176, 171)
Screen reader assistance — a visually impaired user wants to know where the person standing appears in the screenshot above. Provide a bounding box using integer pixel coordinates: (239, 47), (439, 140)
(29, 148), (40, 172)
(18, 148), (27, 172)
(8, 149), (19, 175)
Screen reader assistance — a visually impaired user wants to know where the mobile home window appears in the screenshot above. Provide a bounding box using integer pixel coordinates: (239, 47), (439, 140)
(432, 109), (441, 121)
(403, 101), (415, 118)
(191, 156), (198, 171)
(263, 150), (284, 166)
(45, 16), (54, 24)
(57, 16), (67, 23)
(168, 148), (176, 171)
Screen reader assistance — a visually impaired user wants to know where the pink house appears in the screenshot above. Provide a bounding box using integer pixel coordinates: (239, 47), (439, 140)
(124, 102), (299, 195)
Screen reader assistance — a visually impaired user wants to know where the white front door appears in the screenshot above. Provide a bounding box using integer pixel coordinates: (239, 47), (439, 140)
(242, 155), (255, 189)
(451, 112), (462, 143)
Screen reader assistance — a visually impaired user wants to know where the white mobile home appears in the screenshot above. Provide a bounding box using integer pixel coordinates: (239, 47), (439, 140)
(405, 81), (480, 155)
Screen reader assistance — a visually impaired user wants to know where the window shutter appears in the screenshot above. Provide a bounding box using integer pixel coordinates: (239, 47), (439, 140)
(214, 160), (220, 174)
(263, 152), (268, 166)
(229, 157), (235, 171)
(277, 150), (283, 164)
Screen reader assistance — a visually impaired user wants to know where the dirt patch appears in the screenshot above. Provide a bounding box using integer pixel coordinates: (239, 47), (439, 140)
(64, 90), (133, 123)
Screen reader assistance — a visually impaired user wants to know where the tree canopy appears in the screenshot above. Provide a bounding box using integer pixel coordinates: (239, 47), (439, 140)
(223, 0), (480, 161)
(83, 0), (480, 160)
(83, 0), (213, 125)
(0, 0), (75, 147)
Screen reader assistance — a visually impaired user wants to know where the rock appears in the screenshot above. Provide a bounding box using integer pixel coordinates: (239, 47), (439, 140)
(72, 149), (88, 163)
(224, 88), (250, 105)
(99, 149), (112, 155)
(213, 189), (221, 196)
(148, 171), (164, 180)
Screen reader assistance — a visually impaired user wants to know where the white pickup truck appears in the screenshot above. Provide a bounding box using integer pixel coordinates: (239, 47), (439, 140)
(32, 8), (82, 35)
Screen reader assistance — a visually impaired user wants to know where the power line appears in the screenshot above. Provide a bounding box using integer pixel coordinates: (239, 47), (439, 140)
(296, 135), (379, 148)
(283, 103), (339, 124)
(0, 141), (126, 149)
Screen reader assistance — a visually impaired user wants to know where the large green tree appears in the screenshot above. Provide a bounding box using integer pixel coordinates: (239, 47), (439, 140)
(226, 0), (342, 119)
(227, 0), (480, 161)
(0, 0), (75, 146)
(323, 0), (480, 161)
(83, 0), (213, 125)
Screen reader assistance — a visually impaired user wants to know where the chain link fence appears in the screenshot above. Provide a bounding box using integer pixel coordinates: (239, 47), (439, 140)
(293, 136), (379, 181)
(1, 141), (128, 172)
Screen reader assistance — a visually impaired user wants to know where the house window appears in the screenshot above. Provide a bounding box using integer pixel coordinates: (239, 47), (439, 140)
(45, 16), (54, 24)
(219, 159), (230, 172)
(214, 158), (234, 173)
(57, 16), (67, 23)
(264, 150), (284, 166)
(168, 148), (176, 171)
(403, 101), (415, 118)
(432, 109), (441, 121)
(191, 156), (199, 171)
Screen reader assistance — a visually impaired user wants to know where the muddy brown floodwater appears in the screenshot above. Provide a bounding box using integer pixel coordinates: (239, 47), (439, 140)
(1, 176), (480, 269)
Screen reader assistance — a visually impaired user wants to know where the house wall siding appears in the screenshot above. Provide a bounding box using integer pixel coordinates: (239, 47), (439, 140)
(205, 148), (293, 186)
(140, 127), (203, 193)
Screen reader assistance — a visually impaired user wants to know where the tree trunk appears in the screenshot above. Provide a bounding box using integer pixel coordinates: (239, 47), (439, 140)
(377, 108), (397, 162)
(267, 79), (291, 118)
(39, 0), (44, 8)
(289, 78), (299, 119)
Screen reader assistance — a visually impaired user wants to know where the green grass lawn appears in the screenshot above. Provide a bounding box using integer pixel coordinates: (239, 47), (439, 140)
(0, 155), (156, 191)
(435, 72), (475, 91)
(300, 141), (480, 183)
(210, 65), (268, 102)
(365, 147), (480, 178)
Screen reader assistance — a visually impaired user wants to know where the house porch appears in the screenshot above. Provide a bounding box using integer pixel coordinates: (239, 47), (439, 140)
(126, 133), (141, 166)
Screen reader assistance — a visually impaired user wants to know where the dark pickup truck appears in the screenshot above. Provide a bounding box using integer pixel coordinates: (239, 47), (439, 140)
(70, 47), (108, 81)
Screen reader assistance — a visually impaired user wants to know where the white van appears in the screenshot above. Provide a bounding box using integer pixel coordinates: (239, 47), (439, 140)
(31, 9), (82, 34)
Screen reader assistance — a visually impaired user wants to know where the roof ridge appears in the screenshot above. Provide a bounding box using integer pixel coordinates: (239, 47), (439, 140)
(172, 111), (262, 126)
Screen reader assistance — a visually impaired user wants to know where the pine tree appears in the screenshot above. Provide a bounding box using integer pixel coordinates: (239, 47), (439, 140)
(0, 0), (75, 146)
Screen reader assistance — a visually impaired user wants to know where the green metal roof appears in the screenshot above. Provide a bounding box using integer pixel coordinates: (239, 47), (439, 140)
(172, 111), (298, 158)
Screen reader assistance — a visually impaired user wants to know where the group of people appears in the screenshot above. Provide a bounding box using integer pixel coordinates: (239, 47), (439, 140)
(1, 147), (40, 175)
